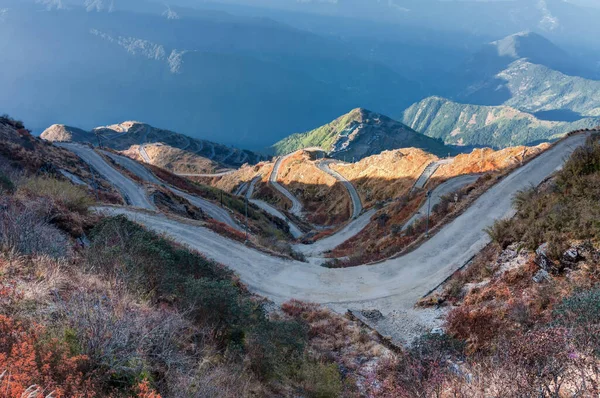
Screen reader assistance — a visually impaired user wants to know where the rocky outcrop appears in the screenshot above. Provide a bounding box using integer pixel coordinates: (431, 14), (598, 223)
(41, 124), (92, 143)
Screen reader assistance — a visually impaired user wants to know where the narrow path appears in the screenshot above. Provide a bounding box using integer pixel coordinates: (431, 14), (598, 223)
(412, 159), (453, 191)
(250, 200), (304, 239)
(139, 125), (152, 164)
(220, 147), (236, 163)
(56, 143), (155, 210)
(317, 160), (362, 219)
(207, 142), (215, 160)
(170, 186), (240, 231)
(294, 208), (377, 256)
(245, 176), (259, 199)
(245, 175), (303, 238)
(237, 151), (248, 164)
(180, 136), (191, 151)
(176, 170), (236, 177)
(92, 132), (591, 313)
(234, 181), (249, 197)
(270, 155), (303, 217)
(59, 169), (88, 187)
(98, 150), (239, 230)
(402, 174), (481, 231)
(102, 150), (161, 184)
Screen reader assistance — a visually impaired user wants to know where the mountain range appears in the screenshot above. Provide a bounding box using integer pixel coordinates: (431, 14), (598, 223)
(403, 97), (600, 148)
(272, 108), (454, 161)
(2, 0), (600, 153)
(41, 122), (266, 172)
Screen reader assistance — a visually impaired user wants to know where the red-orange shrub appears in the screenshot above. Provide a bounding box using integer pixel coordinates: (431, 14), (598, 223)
(0, 315), (94, 397)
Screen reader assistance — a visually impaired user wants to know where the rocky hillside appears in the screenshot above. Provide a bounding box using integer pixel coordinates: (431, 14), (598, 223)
(404, 96), (600, 147)
(40, 124), (94, 143)
(41, 121), (266, 172)
(272, 108), (453, 160)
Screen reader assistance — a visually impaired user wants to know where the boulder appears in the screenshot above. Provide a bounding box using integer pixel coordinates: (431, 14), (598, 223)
(533, 269), (552, 283)
(561, 247), (581, 267)
(535, 242), (552, 271)
(361, 309), (384, 321)
(430, 327), (444, 335)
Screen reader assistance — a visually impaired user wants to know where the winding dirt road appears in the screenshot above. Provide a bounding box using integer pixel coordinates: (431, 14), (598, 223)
(412, 159), (453, 191)
(138, 125), (152, 164)
(99, 150), (240, 230)
(57, 143), (156, 210)
(402, 174), (481, 231)
(269, 155), (303, 216)
(94, 133), (591, 316)
(317, 160), (362, 219)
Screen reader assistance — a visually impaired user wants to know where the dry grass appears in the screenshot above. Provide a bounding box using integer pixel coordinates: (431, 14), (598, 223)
(281, 300), (392, 395)
(278, 151), (351, 226)
(18, 175), (95, 214)
(330, 148), (436, 207)
(122, 144), (222, 175)
(431, 144), (549, 183)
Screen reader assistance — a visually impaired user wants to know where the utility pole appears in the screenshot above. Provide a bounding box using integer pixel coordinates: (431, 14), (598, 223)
(425, 190), (432, 238)
(220, 191), (223, 207)
(244, 196), (249, 243)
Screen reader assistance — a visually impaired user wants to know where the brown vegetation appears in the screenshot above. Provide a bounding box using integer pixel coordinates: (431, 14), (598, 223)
(328, 144), (552, 265)
(330, 148), (436, 207)
(278, 151), (351, 225)
(122, 144), (222, 175)
(432, 144), (550, 182)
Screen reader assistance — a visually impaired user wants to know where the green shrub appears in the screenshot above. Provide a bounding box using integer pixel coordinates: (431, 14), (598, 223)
(87, 216), (313, 380)
(300, 361), (343, 398)
(485, 218), (516, 248)
(247, 319), (308, 380)
(20, 175), (94, 213)
(554, 287), (600, 327)
(0, 172), (15, 194)
(184, 277), (256, 346)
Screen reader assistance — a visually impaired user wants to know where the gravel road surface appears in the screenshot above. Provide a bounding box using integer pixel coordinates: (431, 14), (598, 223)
(56, 143), (156, 210)
(402, 174), (481, 231)
(317, 160), (362, 219)
(93, 133), (590, 314)
(270, 155), (303, 216)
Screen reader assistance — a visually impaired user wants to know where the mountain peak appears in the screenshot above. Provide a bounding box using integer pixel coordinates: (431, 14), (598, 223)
(40, 124), (91, 142)
(490, 31), (565, 60)
(272, 109), (450, 160)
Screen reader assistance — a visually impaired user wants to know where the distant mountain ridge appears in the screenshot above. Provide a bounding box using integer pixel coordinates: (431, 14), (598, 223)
(272, 108), (454, 161)
(461, 31), (576, 80)
(401, 31), (600, 148)
(41, 121), (267, 172)
(403, 97), (600, 148)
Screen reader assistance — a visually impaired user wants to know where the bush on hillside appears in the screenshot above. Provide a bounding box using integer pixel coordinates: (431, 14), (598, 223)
(0, 172), (14, 194)
(19, 175), (94, 214)
(485, 135), (600, 256)
(554, 287), (600, 328)
(0, 197), (69, 257)
(0, 114), (24, 130)
(0, 315), (94, 397)
(86, 216), (317, 384)
(485, 218), (517, 249)
(246, 319), (308, 381)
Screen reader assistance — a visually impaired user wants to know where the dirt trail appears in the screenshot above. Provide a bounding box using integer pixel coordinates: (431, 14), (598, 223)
(317, 160), (362, 219)
(94, 133), (591, 312)
(270, 155), (303, 216)
(57, 143), (156, 210)
(98, 149), (239, 230)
